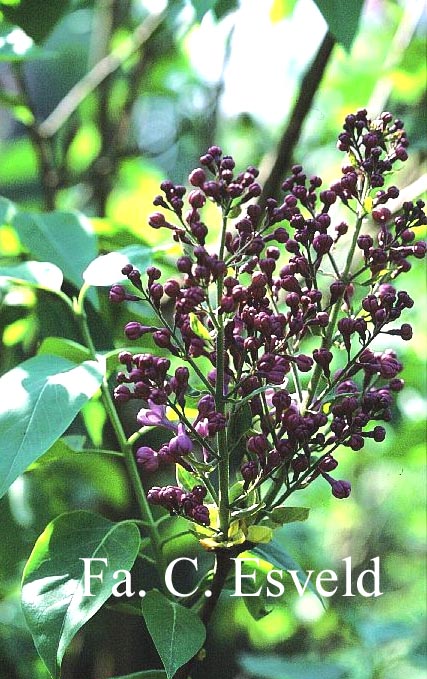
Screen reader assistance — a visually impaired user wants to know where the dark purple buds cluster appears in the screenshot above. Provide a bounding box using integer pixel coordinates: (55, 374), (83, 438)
(110, 111), (426, 528)
(147, 484), (210, 526)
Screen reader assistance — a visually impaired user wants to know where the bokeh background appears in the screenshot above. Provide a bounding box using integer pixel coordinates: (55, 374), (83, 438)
(0, 1), (426, 678)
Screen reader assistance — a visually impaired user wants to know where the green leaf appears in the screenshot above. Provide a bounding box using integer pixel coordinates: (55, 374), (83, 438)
(0, 260), (63, 292)
(142, 590), (206, 679)
(253, 540), (325, 608)
(12, 210), (97, 295)
(313, 0), (364, 51)
(239, 653), (346, 679)
(228, 402), (252, 448)
(213, 0), (239, 20)
(190, 0), (216, 23)
(0, 195), (17, 223)
(188, 312), (213, 341)
(0, 354), (104, 497)
(240, 560), (273, 621)
(0, 0), (72, 44)
(110, 673), (166, 679)
(0, 20), (45, 61)
(268, 506), (310, 525)
(31, 436), (128, 509)
(22, 511), (141, 678)
(37, 337), (91, 364)
(82, 243), (167, 287)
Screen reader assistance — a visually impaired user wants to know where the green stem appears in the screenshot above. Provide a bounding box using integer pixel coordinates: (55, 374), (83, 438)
(217, 211), (230, 538)
(74, 285), (166, 579)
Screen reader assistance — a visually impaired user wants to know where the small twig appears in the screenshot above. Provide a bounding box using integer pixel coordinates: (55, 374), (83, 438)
(38, 10), (165, 139)
(257, 31), (335, 212)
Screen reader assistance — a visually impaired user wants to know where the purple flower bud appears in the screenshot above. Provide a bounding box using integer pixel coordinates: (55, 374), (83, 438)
(136, 446), (159, 472)
(413, 242), (426, 258)
(168, 423), (193, 458)
(177, 256), (193, 273)
(147, 487), (162, 504)
(330, 280), (346, 303)
(153, 328), (172, 349)
(295, 354), (313, 372)
(319, 455), (338, 472)
(124, 322), (153, 340)
(164, 279), (181, 298)
(313, 348), (333, 377)
(331, 479), (351, 499)
(109, 285), (127, 303)
(197, 394), (215, 417)
(191, 504), (210, 526)
(192, 485), (207, 502)
(114, 384), (132, 402)
(272, 390), (292, 415)
(247, 434), (269, 457)
(241, 460), (259, 483)
(189, 168), (206, 187)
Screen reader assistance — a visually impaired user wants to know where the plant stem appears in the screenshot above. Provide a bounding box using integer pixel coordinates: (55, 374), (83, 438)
(217, 211), (230, 539)
(173, 545), (249, 679)
(74, 285), (166, 578)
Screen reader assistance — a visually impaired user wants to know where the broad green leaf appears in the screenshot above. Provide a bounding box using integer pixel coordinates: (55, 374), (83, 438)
(0, 0), (72, 43)
(83, 243), (158, 287)
(37, 337), (91, 364)
(313, 0), (364, 51)
(30, 436), (128, 509)
(0, 20), (45, 61)
(0, 261), (63, 292)
(189, 312), (213, 341)
(213, 0), (239, 20)
(22, 511), (141, 678)
(268, 506), (310, 525)
(229, 480), (245, 503)
(0, 195), (17, 223)
(142, 590), (206, 679)
(190, 0), (216, 23)
(228, 402), (252, 447)
(246, 525), (273, 544)
(239, 560), (273, 621)
(0, 354), (104, 497)
(83, 251), (136, 287)
(176, 466), (200, 493)
(253, 540), (325, 607)
(110, 673), (166, 679)
(12, 210), (97, 295)
(239, 653), (346, 679)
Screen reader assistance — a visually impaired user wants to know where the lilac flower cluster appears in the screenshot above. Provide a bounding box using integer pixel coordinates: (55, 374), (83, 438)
(110, 110), (426, 534)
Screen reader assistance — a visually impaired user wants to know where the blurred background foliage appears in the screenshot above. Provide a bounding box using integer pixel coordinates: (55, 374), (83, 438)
(0, 0), (426, 678)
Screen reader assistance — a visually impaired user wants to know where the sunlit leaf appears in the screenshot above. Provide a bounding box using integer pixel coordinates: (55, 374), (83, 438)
(22, 511), (140, 677)
(12, 210), (97, 294)
(37, 337), (91, 363)
(189, 312), (212, 341)
(0, 355), (104, 497)
(0, 260), (63, 292)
